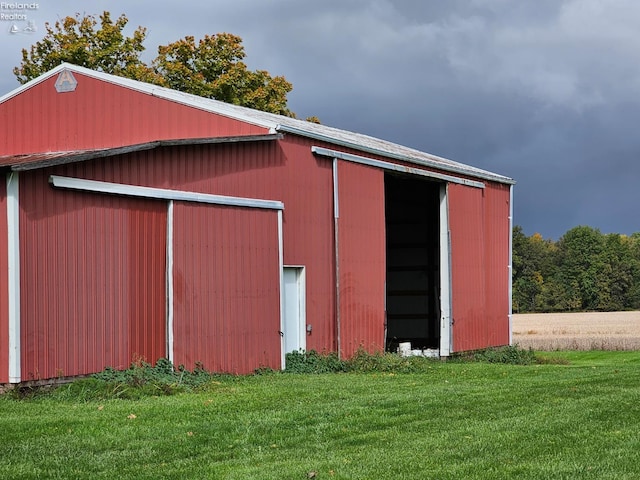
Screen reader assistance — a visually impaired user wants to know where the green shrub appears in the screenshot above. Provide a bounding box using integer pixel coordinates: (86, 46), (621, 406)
(37, 358), (225, 401)
(452, 345), (537, 365)
(346, 348), (438, 373)
(285, 350), (346, 373)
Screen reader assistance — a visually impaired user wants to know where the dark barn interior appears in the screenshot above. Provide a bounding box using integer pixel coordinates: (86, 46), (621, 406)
(384, 173), (441, 352)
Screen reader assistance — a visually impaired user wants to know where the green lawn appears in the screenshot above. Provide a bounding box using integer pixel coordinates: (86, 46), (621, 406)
(1, 351), (640, 479)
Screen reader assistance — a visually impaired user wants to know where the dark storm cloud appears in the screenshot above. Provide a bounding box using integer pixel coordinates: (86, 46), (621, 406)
(2, 0), (639, 238)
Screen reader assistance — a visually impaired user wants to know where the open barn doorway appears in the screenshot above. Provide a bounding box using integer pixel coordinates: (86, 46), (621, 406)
(385, 173), (442, 353)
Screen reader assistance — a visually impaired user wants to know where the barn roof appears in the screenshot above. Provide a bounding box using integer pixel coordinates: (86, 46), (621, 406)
(0, 63), (514, 185)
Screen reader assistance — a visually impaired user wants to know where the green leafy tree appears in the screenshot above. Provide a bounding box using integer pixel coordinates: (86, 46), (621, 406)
(512, 226), (556, 312)
(599, 234), (640, 310)
(13, 12), (155, 84)
(13, 12), (295, 116)
(627, 233), (640, 308)
(554, 226), (605, 310)
(152, 33), (293, 115)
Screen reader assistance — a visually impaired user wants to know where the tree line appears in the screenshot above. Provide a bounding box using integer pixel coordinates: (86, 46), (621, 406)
(512, 226), (640, 313)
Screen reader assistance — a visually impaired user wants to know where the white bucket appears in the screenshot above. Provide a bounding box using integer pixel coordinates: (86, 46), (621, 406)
(398, 342), (411, 357)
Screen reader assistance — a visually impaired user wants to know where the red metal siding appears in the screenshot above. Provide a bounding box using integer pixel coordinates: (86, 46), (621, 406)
(483, 182), (511, 347)
(277, 137), (336, 352)
(0, 73), (268, 155)
(51, 137), (337, 353)
(172, 203), (281, 374)
(337, 160), (386, 357)
(19, 169), (166, 380)
(449, 182), (510, 351)
(0, 178), (7, 383)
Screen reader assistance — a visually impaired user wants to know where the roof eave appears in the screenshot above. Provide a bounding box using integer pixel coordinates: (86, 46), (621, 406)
(1, 134), (282, 171)
(276, 124), (515, 185)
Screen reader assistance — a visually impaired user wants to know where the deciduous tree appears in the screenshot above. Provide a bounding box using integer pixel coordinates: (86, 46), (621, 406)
(13, 12), (154, 84)
(152, 33), (293, 115)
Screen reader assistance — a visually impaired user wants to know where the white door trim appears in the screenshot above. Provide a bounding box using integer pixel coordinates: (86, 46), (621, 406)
(282, 266), (306, 359)
(7, 172), (20, 383)
(439, 183), (452, 357)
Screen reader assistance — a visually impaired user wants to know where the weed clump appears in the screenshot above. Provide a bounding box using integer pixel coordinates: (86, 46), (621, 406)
(346, 349), (436, 373)
(284, 348), (438, 374)
(284, 350), (346, 373)
(48, 358), (223, 401)
(452, 345), (537, 365)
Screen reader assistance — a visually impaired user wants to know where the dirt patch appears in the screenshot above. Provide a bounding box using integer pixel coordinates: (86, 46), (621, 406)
(512, 311), (640, 350)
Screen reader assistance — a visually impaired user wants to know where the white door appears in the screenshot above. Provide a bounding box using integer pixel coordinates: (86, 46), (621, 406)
(283, 267), (306, 353)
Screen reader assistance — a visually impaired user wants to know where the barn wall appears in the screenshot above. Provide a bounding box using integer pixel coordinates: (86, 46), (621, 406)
(448, 182), (510, 351)
(0, 177), (7, 383)
(19, 169), (167, 380)
(12, 137), (335, 379)
(276, 137), (336, 351)
(0, 73), (268, 155)
(172, 203), (281, 374)
(11, 125), (511, 379)
(337, 161), (386, 357)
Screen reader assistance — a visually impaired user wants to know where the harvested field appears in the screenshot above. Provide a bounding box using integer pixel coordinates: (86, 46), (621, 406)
(512, 311), (640, 351)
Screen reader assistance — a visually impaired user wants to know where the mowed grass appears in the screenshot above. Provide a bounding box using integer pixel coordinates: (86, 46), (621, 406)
(2, 352), (640, 479)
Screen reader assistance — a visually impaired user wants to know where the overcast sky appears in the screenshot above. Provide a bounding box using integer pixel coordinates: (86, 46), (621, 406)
(2, 0), (639, 239)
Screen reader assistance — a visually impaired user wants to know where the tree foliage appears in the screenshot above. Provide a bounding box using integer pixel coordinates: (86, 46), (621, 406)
(13, 12), (153, 84)
(152, 33), (292, 115)
(512, 225), (640, 312)
(13, 12), (294, 116)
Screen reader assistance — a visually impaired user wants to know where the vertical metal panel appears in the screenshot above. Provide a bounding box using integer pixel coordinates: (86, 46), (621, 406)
(483, 182), (511, 347)
(0, 177), (7, 383)
(19, 169), (166, 380)
(449, 184), (485, 351)
(449, 182), (510, 351)
(277, 137), (336, 353)
(337, 160), (386, 357)
(0, 74), (268, 155)
(171, 202), (281, 374)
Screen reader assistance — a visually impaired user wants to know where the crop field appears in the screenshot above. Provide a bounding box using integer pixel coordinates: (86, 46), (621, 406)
(512, 311), (640, 350)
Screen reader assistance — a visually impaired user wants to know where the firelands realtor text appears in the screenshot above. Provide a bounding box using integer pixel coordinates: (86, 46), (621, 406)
(1, 3), (39, 21)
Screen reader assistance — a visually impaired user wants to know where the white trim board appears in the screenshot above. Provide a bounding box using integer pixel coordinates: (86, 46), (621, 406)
(439, 183), (452, 357)
(312, 146), (485, 189)
(278, 212), (285, 369)
(166, 200), (174, 363)
(7, 172), (21, 383)
(49, 176), (284, 210)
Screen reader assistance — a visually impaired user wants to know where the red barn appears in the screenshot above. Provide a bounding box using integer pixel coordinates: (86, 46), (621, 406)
(0, 64), (515, 383)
